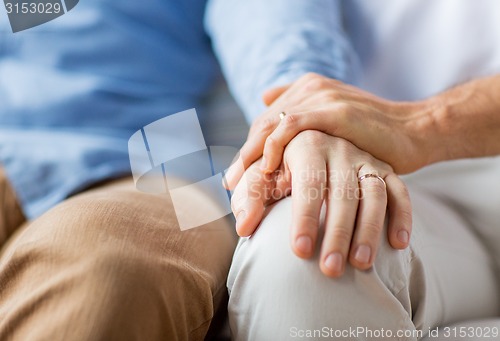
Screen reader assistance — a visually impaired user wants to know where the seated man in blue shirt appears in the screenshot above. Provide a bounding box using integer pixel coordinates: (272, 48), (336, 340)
(0, 1), (238, 339)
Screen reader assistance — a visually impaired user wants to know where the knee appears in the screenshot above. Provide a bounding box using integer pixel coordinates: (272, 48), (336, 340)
(79, 249), (214, 340)
(230, 197), (410, 295)
(3, 191), (221, 340)
(228, 197), (415, 340)
(16, 188), (177, 252)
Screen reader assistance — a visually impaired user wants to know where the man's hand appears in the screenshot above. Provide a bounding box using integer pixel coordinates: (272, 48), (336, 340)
(258, 75), (435, 174)
(223, 73), (436, 190)
(226, 73), (500, 189)
(229, 130), (412, 278)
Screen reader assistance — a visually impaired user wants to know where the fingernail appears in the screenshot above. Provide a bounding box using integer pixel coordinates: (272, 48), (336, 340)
(224, 166), (236, 187)
(221, 175), (230, 189)
(324, 253), (343, 273)
(397, 230), (409, 244)
(259, 156), (268, 172)
(354, 245), (371, 264)
(296, 235), (312, 255)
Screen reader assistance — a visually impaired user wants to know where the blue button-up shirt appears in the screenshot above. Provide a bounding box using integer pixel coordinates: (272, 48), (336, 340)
(0, 0), (353, 218)
(0, 0), (222, 218)
(206, 0), (358, 120)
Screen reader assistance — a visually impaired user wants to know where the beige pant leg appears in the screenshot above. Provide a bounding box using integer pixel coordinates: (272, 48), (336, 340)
(227, 184), (499, 340)
(402, 157), (500, 277)
(0, 168), (26, 247)
(0, 178), (237, 341)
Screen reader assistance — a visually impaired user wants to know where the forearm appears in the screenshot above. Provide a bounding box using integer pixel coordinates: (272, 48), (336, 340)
(420, 74), (500, 164)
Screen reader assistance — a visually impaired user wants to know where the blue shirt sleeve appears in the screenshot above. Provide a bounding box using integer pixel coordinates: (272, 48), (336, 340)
(205, 0), (360, 122)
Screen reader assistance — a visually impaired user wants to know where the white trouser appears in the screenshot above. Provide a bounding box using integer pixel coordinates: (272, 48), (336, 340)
(227, 157), (500, 341)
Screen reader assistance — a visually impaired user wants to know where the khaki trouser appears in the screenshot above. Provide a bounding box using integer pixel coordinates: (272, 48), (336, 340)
(0, 168), (237, 341)
(228, 158), (500, 340)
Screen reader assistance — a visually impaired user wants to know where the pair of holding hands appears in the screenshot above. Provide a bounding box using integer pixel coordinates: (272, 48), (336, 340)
(226, 73), (430, 277)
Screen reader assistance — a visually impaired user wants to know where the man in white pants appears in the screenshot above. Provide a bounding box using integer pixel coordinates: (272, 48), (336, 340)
(206, 0), (500, 339)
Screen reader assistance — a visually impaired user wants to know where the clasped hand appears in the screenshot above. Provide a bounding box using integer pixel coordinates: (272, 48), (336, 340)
(226, 73), (415, 277)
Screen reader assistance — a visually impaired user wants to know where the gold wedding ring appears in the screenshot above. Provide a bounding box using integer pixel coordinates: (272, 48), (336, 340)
(279, 111), (287, 120)
(358, 173), (386, 188)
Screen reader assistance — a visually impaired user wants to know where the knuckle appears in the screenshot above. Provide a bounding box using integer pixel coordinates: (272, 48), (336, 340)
(398, 182), (411, 199)
(257, 117), (276, 133)
(265, 135), (279, 149)
(304, 76), (330, 92)
(324, 89), (343, 102)
(327, 227), (353, 247)
(329, 78), (342, 86)
(361, 181), (387, 198)
(333, 102), (351, 116)
(300, 72), (322, 83)
(398, 208), (413, 225)
(334, 137), (355, 153)
(297, 130), (326, 145)
(281, 112), (297, 128)
(360, 220), (384, 238)
(294, 214), (321, 235)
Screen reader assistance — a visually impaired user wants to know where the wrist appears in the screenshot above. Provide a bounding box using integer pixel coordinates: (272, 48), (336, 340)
(399, 99), (443, 170)
(424, 82), (484, 162)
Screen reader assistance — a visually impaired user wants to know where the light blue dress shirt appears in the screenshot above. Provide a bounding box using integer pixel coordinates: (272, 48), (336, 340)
(0, 0), (218, 218)
(205, 0), (359, 121)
